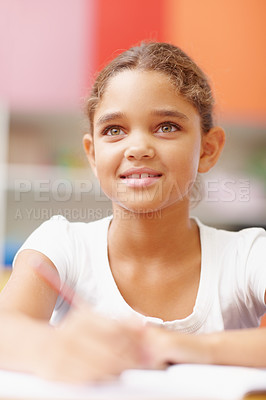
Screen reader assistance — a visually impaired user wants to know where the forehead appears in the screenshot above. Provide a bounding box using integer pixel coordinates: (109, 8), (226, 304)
(94, 70), (199, 123)
(102, 69), (177, 103)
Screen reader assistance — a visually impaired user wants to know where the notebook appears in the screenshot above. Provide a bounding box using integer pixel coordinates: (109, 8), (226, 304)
(0, 364), (266, 400)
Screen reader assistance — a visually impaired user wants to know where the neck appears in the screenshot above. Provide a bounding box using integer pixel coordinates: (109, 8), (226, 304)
(108, 202), (198, 264)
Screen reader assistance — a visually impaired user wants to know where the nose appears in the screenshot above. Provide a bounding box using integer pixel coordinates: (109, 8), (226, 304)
(124, 133), (155, 161)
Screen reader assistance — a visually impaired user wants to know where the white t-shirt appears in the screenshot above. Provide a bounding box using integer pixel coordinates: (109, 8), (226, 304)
(14, 215), (266, 333)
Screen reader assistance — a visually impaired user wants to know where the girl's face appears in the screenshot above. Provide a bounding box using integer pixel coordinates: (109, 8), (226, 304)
(87, 70), (204, 214)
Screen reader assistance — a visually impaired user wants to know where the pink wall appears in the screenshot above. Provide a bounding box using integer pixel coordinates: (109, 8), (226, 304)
(0, 0), (96, 111)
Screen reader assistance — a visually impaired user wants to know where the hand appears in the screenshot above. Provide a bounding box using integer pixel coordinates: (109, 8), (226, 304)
(37, 305), (146, 383)
(141, 325), (175, 369)
(142, 325), (211, 369)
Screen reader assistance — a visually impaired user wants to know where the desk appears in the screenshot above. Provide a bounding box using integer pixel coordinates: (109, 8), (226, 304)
(0, 365), (266, 400)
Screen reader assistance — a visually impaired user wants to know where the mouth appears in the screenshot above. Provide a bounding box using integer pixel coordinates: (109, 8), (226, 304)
(120, 173), (162, 179)
(119, 170), (163, 188)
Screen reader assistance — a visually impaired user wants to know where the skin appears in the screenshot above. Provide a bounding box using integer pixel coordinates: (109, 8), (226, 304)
(0, 69), (265, 382)
(0, 251), (145, 382)
(84, 69), (266, 369)
(84, 70), (225, 321)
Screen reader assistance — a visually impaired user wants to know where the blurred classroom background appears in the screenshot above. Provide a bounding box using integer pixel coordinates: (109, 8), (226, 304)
(0, 0), (265, 277)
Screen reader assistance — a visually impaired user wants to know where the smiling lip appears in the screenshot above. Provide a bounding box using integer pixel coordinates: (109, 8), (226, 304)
(119, 168), (162, 187)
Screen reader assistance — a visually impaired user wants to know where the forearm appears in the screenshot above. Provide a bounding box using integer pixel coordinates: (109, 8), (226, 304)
(203, 327), (266, 367)
(146, 326), (266, 368)
(0, 311), (53, 374)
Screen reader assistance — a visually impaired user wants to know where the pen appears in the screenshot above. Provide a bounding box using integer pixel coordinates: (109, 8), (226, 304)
(34, 261), (80, 307)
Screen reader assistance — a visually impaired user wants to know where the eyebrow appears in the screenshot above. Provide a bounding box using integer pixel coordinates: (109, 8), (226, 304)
(151, 109), (189, 120)
(95, 109), (189, 127)
(96, 112), (125, 127)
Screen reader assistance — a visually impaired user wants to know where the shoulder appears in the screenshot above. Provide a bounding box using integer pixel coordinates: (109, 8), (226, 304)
(198, 219), (266, 299)
(197, 220), (266, 321)
(14, 215), (112, 271)
(32, 214), (112, 238)
(220, 226), (266, 260)
(196, 218), (266, 256)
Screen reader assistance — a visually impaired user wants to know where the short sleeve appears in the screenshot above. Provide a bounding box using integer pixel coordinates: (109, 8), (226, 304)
(245, 229), (266, 308)
(236, 228), (266, 318)
(13, 215), (75, 290)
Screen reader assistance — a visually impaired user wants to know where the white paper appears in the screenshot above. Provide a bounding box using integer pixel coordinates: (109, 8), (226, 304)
(0, 364), (266, 400)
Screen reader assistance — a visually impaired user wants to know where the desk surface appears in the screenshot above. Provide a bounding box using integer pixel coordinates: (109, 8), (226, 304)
(0, 364), (266, 400)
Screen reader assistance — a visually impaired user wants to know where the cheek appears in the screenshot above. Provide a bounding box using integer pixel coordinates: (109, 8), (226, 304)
(94, 145), (120, 178)
(168, 146), (198, 168)
(187, 138), (202, 169)
(94, 144), (109, 166)
(166, 144), (201, 183)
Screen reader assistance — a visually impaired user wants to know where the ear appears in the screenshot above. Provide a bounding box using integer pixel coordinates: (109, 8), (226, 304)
(83, 134), (97, 177)
(198, 126), (225, 173)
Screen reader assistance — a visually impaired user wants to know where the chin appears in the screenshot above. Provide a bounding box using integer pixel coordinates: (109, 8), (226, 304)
(112, 195), (189, 218)
(114, 201), (162, 216)
(113, 199), (167, 218)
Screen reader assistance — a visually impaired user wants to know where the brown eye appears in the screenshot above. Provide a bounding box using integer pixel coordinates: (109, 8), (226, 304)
(161, 124), (173, 132)
(104, 126), (125, 136)
(109, 127), (121, 135)
(157, 123), (180, 134)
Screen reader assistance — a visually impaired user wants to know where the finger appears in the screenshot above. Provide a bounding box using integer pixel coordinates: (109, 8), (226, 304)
(74, 329), (142, 374)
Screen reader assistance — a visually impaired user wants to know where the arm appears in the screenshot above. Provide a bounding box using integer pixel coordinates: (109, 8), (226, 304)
(0, 250), (144, 382)
(202, 289), (266, 367)
(145, 240), (266, 370)
(144, 320), (266, 369)
(0, 250), (58, 374)
(203, 327), (266, 367)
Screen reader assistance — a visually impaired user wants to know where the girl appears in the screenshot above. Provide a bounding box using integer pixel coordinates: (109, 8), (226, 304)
(0, 42), (265, 383)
